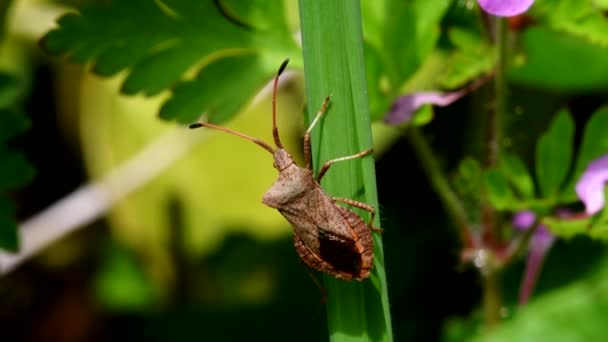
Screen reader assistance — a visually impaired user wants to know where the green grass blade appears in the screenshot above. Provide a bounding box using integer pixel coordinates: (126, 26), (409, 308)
(298, 1), (393, 341)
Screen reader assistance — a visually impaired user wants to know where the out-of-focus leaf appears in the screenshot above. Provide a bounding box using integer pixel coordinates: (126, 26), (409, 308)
(0, 149), (34, 192)
(0, 108), (29, 142)
(535, 110), (574, 197)
(484, 169), (516, 210)
(543, 216), (590, 239)
(470, 257), (608, 342)
(561, 107), (608, 202)
(94, 242), (157, 311)
(453, 158), (484, 224)
(42, 0), (299, 123)
(364, 42), (392, 121)
(0, 74), (23, 108)
(440, 28), (495, 90)
(502, 153), (535, 199)
(0, 75), (34, 252)
(510, 28), (608, 91)
(362, 0), (449, 88)
(533, 0), (608, 46)
(595, 0), (608, 9)
(454, 158), (483, 199)
(411, 105), (434, 126)
(0, 200), (18, 252)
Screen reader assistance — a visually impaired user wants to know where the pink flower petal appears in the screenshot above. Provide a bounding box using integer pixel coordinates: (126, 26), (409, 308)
(512, 210), (536, 230)
(384, 91), (466, 125)
(575, 154), (608, 215)
(478, 0), (534, 17)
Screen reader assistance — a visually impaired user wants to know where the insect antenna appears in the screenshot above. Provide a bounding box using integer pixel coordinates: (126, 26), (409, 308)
(272, 58), (289, 150)
(189, 122), (275, 154)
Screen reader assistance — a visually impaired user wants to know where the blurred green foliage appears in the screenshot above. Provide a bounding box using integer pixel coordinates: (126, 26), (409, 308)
(0, 73), (34, 251)
(2, 0), (608, 341)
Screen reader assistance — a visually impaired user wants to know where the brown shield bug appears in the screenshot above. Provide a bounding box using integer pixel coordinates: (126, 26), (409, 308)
(189, 59), (379, 281)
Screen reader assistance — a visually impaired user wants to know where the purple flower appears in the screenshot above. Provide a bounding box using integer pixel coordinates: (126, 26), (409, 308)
(511, 210), (555, 305)
(575, 154), (608, 215)
(384, 76), (491, 125)
(384, 91), (466, 125)
(512, 210), (536, 229)
(478, 0), (534, 17)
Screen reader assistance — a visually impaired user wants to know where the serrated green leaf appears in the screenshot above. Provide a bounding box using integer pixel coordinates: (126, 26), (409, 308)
(561, 107), (608, 202)
(159, 54), (275, 124)
(510, 28), (608, 91)
(42, 0), (299, 122)
(484, 169), (516, 210)
(535, 110), (574, 197)
(440, 28), (496, 89)
(502, 153), (535, 199)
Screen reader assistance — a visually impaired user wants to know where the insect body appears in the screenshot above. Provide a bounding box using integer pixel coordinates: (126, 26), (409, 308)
(190, 59), (378, 281)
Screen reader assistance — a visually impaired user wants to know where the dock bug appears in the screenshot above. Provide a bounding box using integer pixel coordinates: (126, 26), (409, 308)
(189, 59), (379, 281)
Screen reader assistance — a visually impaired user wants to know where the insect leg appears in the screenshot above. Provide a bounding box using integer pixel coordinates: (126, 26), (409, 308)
(304, 96), (331, 170)
(316, 149), (374, 183)
(333, 197), (383, 232)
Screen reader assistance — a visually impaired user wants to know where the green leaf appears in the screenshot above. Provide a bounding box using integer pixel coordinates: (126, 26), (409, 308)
(454, 157), (483, 198)
(42, 0), (299, 123)
(364, 42), (392, 121)
(94, 242), (157, 311)
(533, 0), (608, 46)
(0, 75), (34, 252)
(299, 1), (392, 341)
(502, 153), (535, 199)
(543, 216), (590, 239)
(0, 108), (29, 142)
(0, 149), (35, 192)
(535, 110), (574, 197)
(159, 54), (276, 123)
(0, 200), (18, 252)
(0, 73), (24, 108)
(510, 28), (608, 91)
(484, 169), (516, 210)
(561, 106), (608, 201)
(362, 0), (449, 87)
(440, 28), (496, 89)
(411, 105), (434, 126)
(595, 0), (608, 10)
(471, 257), (608, 342)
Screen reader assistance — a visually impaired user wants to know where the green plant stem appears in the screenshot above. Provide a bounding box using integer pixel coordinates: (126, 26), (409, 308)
(298, 1), (392, 341)
(407, 127), (473, 248)
(482, 266), (502, 327)
(480, 17), (510, 328)
(489, 18), (507, 167)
